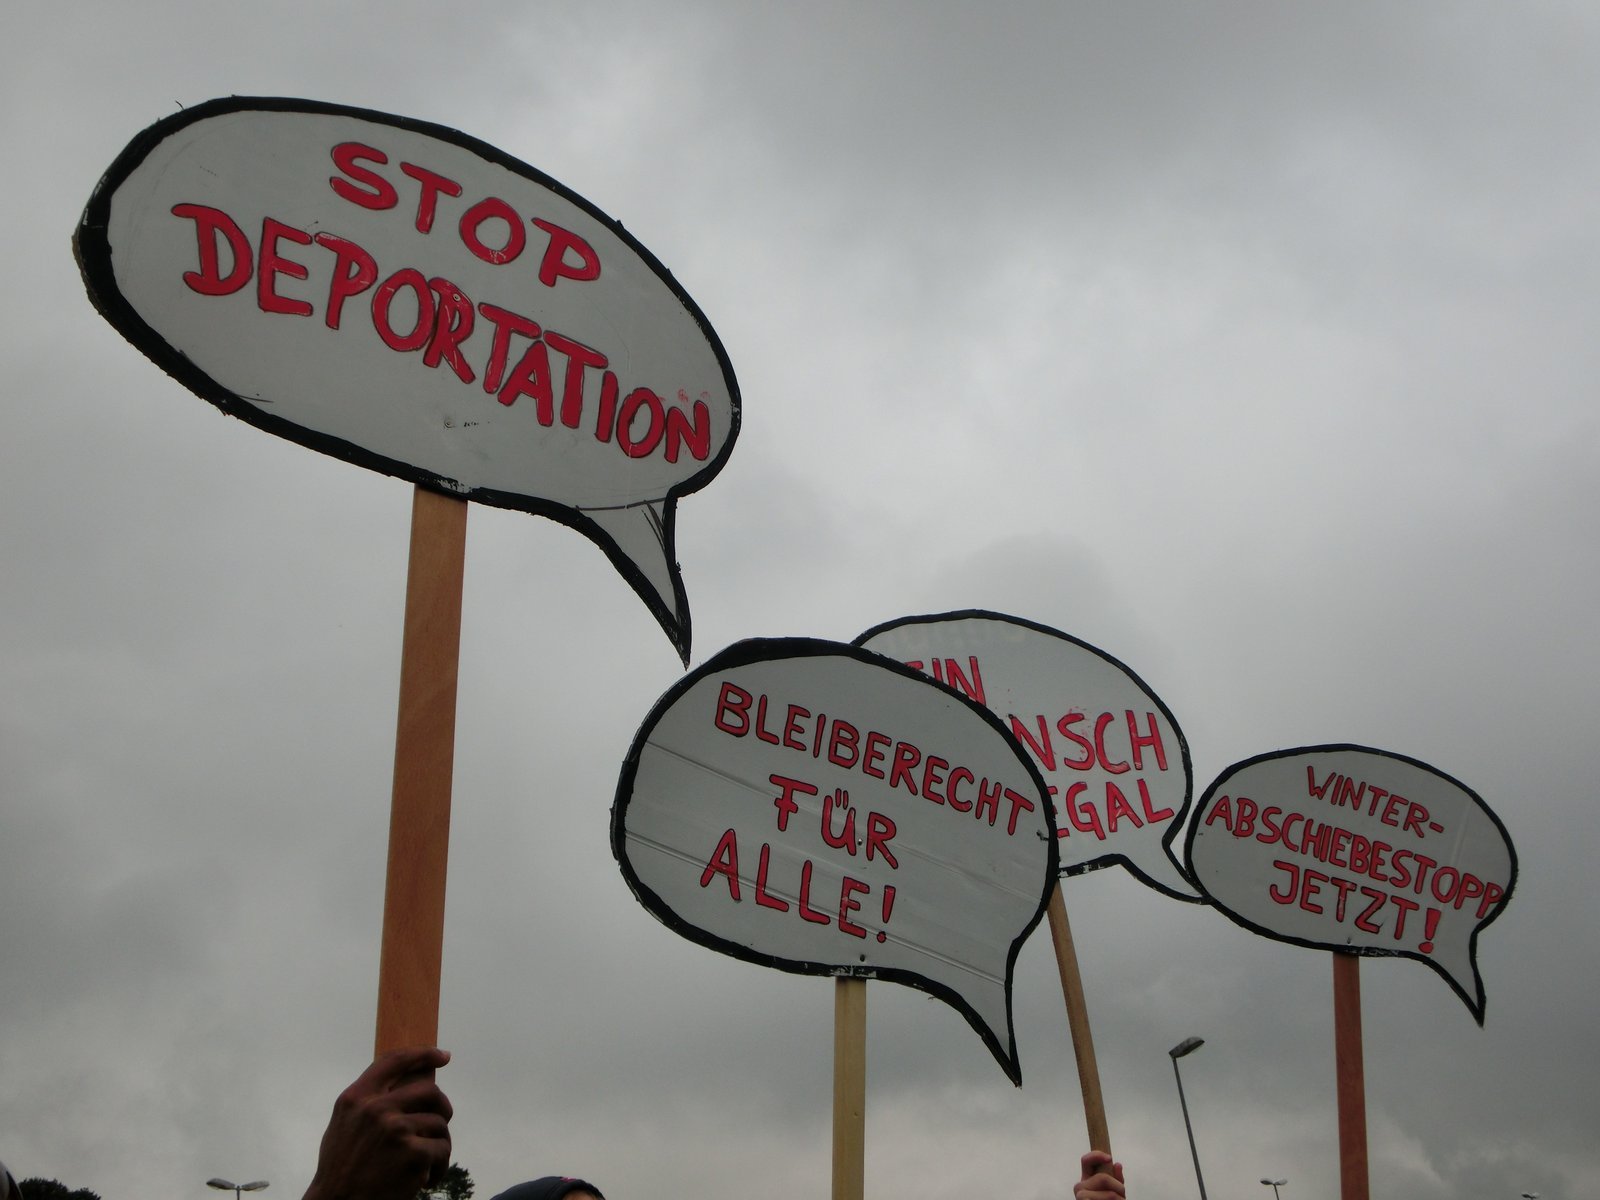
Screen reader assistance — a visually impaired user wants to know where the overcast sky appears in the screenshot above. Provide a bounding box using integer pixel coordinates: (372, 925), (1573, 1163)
(3, 4), (1598, 1200)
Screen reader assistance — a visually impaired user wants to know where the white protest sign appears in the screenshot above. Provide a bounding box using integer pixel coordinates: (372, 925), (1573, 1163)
(1186, 745), (1517, 1021)
(612, 638), (1058, 1082)
(75, 97), (739, 662)
(857, 611), (1197, 900)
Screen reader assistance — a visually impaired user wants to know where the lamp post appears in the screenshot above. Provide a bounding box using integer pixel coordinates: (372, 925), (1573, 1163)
(207, 1179), (269, 1200)
(1260, 1179), (1287, 1200)
(1169, 1037), (1208, 1200)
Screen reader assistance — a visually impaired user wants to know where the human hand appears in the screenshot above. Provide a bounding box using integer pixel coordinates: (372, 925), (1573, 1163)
(1073, 1150), (1125, 1200)
(303, 1046), (453, 1200)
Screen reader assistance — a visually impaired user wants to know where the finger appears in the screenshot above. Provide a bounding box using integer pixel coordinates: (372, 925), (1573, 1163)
(365, 1046), (452, 1090)
(383, 1076), (455, 1121)
(395, 1110), (452, 1140)
(1076, 1168), (1124, 1199)
(1080, 1151), (1113, 1180)
(391, 1116), (451, 1175)
(424, 1145), (453, 1188)
(418, 1124), (453, 1187)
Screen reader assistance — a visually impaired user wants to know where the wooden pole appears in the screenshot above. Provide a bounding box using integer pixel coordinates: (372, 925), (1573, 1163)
(374, 486), (468, 1055)
(1332, 952), (1370, 1200)
(1046, 883), (1111, 1154)
(832, 977), (867, 1200)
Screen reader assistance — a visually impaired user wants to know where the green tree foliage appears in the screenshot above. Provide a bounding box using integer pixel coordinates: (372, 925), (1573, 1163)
(20, 1180), (102, 1200)
(419, 1163), (473, 1200)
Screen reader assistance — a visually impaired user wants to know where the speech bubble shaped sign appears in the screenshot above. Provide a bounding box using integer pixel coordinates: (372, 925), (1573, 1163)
(1186, 745), (1517, 1022)
(612, 638), (1058, 1082)
(856, 611), (1198, 900)
(74, 97), (740, 663)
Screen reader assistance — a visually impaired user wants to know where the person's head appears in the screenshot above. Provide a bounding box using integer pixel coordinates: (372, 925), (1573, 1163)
(488, 1179), (603, 1200)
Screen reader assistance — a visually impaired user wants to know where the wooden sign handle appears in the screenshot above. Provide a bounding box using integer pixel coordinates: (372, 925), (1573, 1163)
(1047, 884), (1111, 1155)
(374, 486), (468, 1054)
(1333, 951), (1370, 1200)
(832, 977), (867, 1200)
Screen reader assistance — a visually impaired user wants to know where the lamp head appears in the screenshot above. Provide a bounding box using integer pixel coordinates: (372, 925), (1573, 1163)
(1169, 1036), (1205, 1059)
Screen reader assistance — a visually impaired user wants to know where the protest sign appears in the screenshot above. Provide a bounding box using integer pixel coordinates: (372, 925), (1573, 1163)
(856, 611), (1195, 900)
(75, 96), (740, 661)
(1186, 744), (1516, 1022)
(858, 610), (1195, 1154)
(612, 637), (1058, 1083)
(76, 96), (742, 1051)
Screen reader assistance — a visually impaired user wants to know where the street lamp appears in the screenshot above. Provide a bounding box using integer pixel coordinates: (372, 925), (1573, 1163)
(208, 1179), (269, 1200)
(1169, 1037), (1208, 1200)
(1260, 1178), (1287, 1200)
